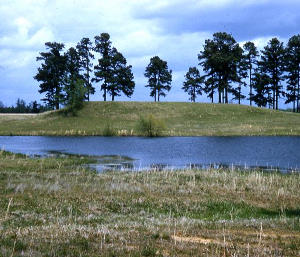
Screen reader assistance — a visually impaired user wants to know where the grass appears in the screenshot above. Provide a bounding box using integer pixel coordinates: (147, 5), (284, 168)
(1, 101), (300, 136)
(0, 151), (300, 256)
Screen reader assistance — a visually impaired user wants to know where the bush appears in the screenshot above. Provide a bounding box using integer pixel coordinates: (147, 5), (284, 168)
(103, 123), (117, 136)
(137, 114), (166, 137)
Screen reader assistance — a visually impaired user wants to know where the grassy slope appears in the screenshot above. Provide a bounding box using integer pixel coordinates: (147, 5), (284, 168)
(0, 151), (299, 256)
(1, 101), (300, 136)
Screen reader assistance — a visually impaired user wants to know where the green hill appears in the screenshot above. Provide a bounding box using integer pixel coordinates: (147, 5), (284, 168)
(0, 101), (300, 136)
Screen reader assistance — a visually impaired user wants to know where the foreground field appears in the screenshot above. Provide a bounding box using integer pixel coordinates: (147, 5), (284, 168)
(1, 102), (300, 136)
(0, 151), (299, 256)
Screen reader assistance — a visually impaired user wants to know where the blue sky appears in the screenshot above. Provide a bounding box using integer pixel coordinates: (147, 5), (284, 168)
(0, 0), (299, 107)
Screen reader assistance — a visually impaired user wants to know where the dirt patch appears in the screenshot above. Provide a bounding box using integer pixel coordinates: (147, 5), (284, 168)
(172, 235), (223, 245)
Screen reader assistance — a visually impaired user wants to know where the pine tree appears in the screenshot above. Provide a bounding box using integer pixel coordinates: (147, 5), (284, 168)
(182, 67), (204, 102)
(251, 67), (271, 108)
(260, 38), (285, 110)
(93, 33), (135, 101)
(93, 33), (112, 101)
(144, 56), (172, 102)
(63, 47), (82, 105)
(34, 42), (66, 110)
(285, 35), (300, 112)
(198, 32), (243, 104)
(76, 37), (95, 101)
(243, 42), (259, 106)
(107, 48), (135, 101)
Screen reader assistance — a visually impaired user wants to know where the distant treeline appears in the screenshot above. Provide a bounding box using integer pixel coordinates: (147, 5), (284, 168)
(0, 99), (50, 113)
(34, 32), (300, 112)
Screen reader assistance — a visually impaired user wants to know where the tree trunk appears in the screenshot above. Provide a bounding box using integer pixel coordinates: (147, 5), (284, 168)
(276, 88), (279, 110)
(238, 86), (241, 105)
(272, 87), (275, 109)
(225, 87), (228, 104)
(296, 67), (300, 112)
(87, 58), (90, 102)
(293, 100), (295, 112)
(250, 66), (252, 106)
(218, 88), (221, 103)
(55, 86), (60, 110)
(103, 82), (107, 102)
(112, 92), (114, 101)
(193, 87), (196, 102)
(158, 90), (160, 102)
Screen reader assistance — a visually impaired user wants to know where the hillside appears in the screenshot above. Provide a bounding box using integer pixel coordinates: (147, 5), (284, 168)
(0, 102), (300, 136)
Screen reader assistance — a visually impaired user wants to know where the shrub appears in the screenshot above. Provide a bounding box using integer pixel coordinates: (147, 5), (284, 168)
(103, 123), (117, 136)
(137, 114), (166, 137)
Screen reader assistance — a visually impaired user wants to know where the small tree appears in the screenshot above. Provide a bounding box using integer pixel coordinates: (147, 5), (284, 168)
(64, 79), (87, 115)
(144, 56), (172, 102)
(251, 67), (271, 108)
(182, 67), (204, 102)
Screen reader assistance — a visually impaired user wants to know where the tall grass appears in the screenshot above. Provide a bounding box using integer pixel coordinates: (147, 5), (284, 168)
(102, 123), (117, 136)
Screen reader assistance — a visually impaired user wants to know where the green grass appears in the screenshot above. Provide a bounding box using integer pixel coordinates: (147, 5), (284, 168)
(1, 101), (300, 136)
(0, 151), (300, 256)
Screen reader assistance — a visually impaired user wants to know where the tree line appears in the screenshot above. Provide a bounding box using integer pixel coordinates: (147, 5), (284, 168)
(34, 32), (300, 112)
(192, 32), (300, 112)
(0, 99), (50, 113)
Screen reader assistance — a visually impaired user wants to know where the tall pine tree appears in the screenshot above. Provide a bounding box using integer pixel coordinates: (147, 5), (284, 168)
(34, 42), (66, 110)
(93, 33), (135, 101)
(260, 38), (285, 110)
(285, 35), (300, 112)
(93, 33), (112, 101)
(144, 56), (172, 102)
(182, 67), (204, 102)
(63, 47), (82, 105)
(198, 32), (243, 104)
(76, 37), (95, 101)
(243, 41), (259, 106)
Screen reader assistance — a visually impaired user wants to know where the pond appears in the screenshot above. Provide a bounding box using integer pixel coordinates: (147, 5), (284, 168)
(0, 136), (299, 172)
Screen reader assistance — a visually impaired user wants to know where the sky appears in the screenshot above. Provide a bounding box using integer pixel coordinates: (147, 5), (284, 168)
(0, 0), (299, 107)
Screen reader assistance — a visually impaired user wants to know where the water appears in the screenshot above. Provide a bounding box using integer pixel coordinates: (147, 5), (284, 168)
(0, 136), (299, 172)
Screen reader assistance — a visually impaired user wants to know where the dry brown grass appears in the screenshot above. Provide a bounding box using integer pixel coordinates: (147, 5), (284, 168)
(0, 151), (299, 256)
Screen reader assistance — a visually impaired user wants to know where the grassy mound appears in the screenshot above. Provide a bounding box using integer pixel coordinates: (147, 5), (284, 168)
(0, 101), (300, 136)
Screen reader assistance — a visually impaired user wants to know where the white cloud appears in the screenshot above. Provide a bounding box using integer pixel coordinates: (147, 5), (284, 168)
(0, 0), (298, 105)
